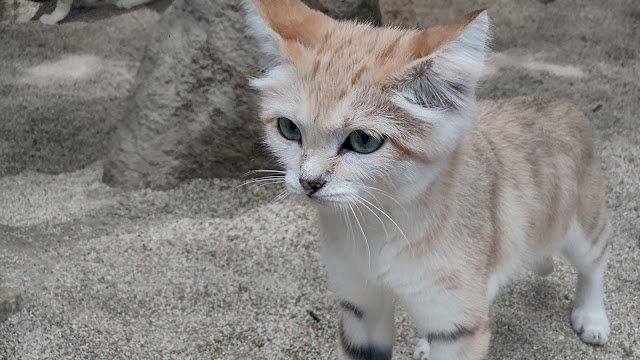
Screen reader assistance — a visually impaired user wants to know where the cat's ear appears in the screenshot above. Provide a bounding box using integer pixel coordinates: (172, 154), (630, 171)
(390, 10), (490, 114)
(242, 0), (333, 69)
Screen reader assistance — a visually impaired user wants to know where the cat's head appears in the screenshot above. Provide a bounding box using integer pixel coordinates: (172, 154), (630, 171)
(244, 0), (490, 206)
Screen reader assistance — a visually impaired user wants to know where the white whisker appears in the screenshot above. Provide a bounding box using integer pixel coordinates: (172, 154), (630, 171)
(236, 181), (285, 190)
(236, 176), (286, 189)
(353, 184), (408, 215)
(354, 196), (389, 240)
(343, 208), (356, 254)
(358, 188), (385, 209)
(269, 190), (290, 206)
(349, 204), (371, 273)
(245, 175), (286, 181)
(242, 169), (286, 178)
(356, 195), (412, 251)
(241, 178), (285, 185)
(354, 202), (366, 224)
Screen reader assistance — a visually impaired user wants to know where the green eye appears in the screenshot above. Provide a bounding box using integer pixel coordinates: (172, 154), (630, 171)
(347, 130), (383, 154)
(277, 117), (302, 141)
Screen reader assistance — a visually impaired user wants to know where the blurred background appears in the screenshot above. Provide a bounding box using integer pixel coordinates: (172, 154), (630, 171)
(0, 0), (638, 358)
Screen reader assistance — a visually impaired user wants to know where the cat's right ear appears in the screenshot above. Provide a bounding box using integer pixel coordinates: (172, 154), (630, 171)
(242, 0), (333, 70)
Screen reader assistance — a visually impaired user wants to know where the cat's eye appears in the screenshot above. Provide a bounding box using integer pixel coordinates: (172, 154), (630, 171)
(346, 130), (383, 154)
(277, 117), (302, 141)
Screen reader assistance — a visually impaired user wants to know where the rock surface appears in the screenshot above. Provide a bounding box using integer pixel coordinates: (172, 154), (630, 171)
(308, 0), (381, 24)
(0, 0), (40, 25)
(102, 0), (381, 190)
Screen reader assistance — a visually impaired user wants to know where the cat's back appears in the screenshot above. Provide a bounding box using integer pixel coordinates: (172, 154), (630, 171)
(466, 96), (603, 251)
(474, 96), (596, 170)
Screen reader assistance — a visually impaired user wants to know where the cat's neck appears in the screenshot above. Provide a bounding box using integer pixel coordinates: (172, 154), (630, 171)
(399, 142), (467, 213)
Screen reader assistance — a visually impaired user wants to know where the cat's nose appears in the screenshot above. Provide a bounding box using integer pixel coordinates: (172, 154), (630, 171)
(299, 178), (326, 196)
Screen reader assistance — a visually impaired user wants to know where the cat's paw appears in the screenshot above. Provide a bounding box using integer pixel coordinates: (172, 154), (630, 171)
(571, 308), (610, 345)
(115, 0), (135, 9)
(413, 338), (430, 360)
(39, 14), (61, 25)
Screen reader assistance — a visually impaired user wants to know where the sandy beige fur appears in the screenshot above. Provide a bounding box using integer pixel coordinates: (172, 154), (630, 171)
(245, 1), (612, 359)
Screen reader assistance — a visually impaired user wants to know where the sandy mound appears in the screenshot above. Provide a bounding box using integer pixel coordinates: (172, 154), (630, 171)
(1, 0), (638, 358)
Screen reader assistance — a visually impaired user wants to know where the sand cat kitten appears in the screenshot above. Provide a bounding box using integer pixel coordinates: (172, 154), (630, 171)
(32, 0), (152, 24)
(243, 1), (611, 359)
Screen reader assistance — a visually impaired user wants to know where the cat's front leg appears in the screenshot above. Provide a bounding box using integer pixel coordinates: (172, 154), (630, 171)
(335, 285), (395, 360)
(412, 338), (431, 360)
(319, 214), (396, 359)
(404, 289), (491, 360)
(413, 320), (491, 360)
(321, 251), (395, 358)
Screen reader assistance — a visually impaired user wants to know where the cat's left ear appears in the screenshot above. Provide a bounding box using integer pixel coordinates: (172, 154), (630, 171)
(242, 0), (333, 69)
(390, 10), (490, 113)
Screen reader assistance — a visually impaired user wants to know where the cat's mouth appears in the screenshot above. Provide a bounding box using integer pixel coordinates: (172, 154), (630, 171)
(290, 191), (351, 207)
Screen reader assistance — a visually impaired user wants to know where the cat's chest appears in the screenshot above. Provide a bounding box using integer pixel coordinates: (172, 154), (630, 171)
(318, 209), (434, 282)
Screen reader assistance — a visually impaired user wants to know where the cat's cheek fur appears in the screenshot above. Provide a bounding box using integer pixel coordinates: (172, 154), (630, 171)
(263, 128), (299, 163)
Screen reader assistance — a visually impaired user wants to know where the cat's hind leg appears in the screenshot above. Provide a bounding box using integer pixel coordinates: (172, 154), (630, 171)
(39, 0), (72, 25)
(562, 218), (611, 345)
(115, 0), (152, 10)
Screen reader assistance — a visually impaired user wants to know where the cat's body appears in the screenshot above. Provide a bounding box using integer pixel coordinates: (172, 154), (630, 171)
(34, 0), (152, 24)
(243, 1), (611, 359)
(319, 98), (610, 359)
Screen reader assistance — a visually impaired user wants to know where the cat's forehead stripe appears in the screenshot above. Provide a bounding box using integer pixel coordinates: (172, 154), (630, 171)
(336, 89), (347, 102)
(376, 37), (402, 65)
(311, 59), (321, 78)
(351, 64), (368, 85)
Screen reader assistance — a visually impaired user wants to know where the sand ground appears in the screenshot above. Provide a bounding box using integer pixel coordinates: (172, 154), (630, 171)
(0, 0), (639, 359)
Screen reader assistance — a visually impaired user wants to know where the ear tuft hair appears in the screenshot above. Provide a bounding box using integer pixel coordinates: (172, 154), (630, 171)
(392, 10), (491, 114)
(242, 0), (334, 70)
(241, 0), (286, 70)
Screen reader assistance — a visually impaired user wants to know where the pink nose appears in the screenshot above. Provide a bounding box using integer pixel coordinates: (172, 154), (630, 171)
(299, 178), (326, 195)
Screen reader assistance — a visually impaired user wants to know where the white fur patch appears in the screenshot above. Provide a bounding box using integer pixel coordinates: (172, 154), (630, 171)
(248, 65), (292, 90)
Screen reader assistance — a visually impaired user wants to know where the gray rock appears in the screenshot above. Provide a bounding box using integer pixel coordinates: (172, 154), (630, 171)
(306, 0), (381, 24)
(102, 0), (381, 190)
(0, 0), (40, 25)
